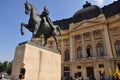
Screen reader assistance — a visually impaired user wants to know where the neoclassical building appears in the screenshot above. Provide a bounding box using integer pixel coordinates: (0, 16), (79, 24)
(39, 0), (120, 79)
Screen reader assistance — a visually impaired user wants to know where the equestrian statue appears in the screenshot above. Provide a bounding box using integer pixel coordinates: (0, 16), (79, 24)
(20, 1), (61, 51)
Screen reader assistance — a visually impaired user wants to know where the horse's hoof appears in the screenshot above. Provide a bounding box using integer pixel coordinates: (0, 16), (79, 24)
(21, 32), (24, 35)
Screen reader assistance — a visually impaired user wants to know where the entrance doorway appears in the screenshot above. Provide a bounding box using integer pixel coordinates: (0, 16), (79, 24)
(86, 67), (94, 77)
(64, 67), (70, 77)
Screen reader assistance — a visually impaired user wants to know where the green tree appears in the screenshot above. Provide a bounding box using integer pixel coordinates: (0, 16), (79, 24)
(3, 61), (8, 72)
(7, 62), (12, 75)
(0, 62), (4, 72)
(0, 61), (12, 75)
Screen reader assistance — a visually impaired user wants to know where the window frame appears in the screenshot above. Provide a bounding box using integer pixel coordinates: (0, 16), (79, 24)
(64, 49), (70, 61)
(96, 43), (104, 57)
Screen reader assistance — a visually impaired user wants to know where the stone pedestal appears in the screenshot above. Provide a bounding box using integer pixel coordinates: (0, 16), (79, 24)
(11, 41), (61, 80)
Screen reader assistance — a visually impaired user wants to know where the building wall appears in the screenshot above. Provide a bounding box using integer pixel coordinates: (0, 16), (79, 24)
(39, 13), (120, 80)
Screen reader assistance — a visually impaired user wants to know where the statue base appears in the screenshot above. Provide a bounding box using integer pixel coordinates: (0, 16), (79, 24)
(11, 41), (61, 80)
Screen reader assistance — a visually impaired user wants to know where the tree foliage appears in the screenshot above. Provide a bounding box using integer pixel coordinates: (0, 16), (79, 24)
(0, 61), (12, 75)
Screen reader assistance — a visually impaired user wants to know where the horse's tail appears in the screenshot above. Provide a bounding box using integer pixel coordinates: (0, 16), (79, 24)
(56, 25), (61, 36)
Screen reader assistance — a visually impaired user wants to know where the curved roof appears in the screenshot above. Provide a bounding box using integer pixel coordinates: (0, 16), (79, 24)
(54, 0), (120, 30)
(73, 5), (101, 17)
(72, 1), (102, 23)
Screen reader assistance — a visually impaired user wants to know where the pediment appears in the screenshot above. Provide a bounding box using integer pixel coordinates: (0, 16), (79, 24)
(69, 17), (105, 30)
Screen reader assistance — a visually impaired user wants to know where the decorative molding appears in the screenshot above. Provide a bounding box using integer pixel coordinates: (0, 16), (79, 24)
(69, 19), (105, 31)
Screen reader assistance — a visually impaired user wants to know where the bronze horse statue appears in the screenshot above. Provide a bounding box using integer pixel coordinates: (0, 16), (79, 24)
(20, 1), (61, 51)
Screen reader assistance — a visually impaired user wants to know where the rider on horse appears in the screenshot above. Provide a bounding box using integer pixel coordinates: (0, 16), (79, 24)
(33, 6), (54, 37)
(40, 6), (54, 31)
(21, 2), (61, 51)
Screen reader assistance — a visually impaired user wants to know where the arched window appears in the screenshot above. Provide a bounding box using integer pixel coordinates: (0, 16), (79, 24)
(96, 43), (104, 57)
(65, 49), (70, 61)
(86, 45), (93, 57)
(77, 47), (83, 59)
(115, 41), (120, 56)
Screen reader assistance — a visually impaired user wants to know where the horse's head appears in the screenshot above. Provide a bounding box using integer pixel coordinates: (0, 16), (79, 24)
(24, 1), (31, 15)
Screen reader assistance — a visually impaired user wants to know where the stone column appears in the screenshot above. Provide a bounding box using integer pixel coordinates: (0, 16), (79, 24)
(102, 26), (113, 58)
(54, 41), (56, 50)
(101, 29), (107, 56)
(81, 34), (86, 58)
(70, 35), (75, 61)
(94, 63), (99, 79)
(91, 31), (96, 57)
(61, 39), (64, 77)
(81, 64), (86, 79)
(61, 39), (64, 63)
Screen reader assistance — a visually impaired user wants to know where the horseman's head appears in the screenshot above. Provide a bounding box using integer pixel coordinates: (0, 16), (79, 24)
(24, 1), (31, 15)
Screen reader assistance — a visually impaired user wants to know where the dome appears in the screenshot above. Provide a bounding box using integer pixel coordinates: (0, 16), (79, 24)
(72, 1), (102, 23)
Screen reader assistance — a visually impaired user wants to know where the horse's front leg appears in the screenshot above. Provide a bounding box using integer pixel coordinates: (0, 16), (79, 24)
(20, 22), (28, 35)
(33, 22), (40, 37)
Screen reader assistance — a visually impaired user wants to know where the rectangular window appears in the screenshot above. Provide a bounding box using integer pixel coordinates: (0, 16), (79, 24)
(99, 64), (104, 68)
(77, 66), (81, 69)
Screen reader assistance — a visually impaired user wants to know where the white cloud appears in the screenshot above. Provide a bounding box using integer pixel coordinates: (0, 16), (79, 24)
(94, 0), (105, 6)
(94, 0), (118, 6)
(111, 0), (117, 1)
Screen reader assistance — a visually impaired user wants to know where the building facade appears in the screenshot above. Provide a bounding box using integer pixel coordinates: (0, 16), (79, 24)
(39, 1), (120, 79)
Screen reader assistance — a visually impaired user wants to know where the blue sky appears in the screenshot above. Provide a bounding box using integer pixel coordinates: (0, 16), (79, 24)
(0, 0), (117, 62)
